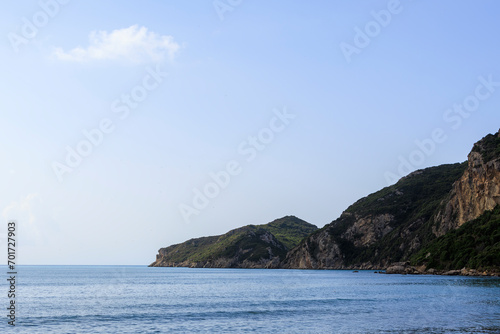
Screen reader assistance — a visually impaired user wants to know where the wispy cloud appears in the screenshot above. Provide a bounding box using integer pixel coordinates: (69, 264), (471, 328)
(53, 25), (180, 63)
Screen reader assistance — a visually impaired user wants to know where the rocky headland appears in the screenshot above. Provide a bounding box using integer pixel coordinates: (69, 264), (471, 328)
(151, 130), (500, 276)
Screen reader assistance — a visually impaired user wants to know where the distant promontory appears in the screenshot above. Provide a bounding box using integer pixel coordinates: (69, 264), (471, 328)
(149, 216), (317, 268)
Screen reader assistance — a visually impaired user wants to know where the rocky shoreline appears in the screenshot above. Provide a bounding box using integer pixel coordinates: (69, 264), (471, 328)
(151, 260), (500, 277)
(150, 257), (282, 269)
(384, 262), (500, 277)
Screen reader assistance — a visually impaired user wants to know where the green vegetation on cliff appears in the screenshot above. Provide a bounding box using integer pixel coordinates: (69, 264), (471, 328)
(325, 162), (467, 266)
(343, 163), (467, 221)
(261, 218), (317, 249)
(151, 216), (317, 267)
(472, 132), (500, 162)
(412, 205), (500, 271)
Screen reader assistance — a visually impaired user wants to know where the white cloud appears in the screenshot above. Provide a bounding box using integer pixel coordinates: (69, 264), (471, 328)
(53, 25), (180, 63)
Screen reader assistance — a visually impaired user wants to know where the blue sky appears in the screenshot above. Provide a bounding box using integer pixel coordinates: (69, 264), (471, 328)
(1, 0), (499, 265)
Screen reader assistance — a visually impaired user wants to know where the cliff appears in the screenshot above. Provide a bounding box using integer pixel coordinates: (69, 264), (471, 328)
(281, 163), (466, 269)
(282, 129), (500, 271)
(150, 130), (500, 274)
(149, 216), (317, 268)
(433, 131), (500, 236)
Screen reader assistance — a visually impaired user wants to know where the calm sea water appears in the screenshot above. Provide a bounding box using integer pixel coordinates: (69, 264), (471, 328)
(3, 266), (499, 333)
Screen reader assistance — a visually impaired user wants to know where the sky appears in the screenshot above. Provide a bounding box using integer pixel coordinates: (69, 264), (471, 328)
(0, 0), (499, 265)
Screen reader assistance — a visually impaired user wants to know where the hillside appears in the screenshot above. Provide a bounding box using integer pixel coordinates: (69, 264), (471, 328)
(412, 205), (500, 272)
(150, 216), (317, 268)
(281, 163), (466, 269)
(150, 129), (500, 274)
(282, 129), (500, 271)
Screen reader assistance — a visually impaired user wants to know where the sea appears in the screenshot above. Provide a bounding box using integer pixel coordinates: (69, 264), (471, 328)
(3, 266), (500, 333)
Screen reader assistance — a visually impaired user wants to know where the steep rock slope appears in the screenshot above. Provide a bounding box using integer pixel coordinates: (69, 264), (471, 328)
(282, 163), (466, 269)
(434, 131), (500, 236)
(282, 129), (500, 270)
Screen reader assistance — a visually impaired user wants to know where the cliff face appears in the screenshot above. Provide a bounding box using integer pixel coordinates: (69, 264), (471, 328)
(283, 130), (500, 270)
(150, 216), (317, 268)
(282, 213), (398, 269)
(434, 131), (500, 236)
(281, 229), (344, 269)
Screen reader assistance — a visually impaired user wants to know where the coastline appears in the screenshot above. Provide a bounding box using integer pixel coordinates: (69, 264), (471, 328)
(384, 262), (500, 277)
(149, 261), (500, 277)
